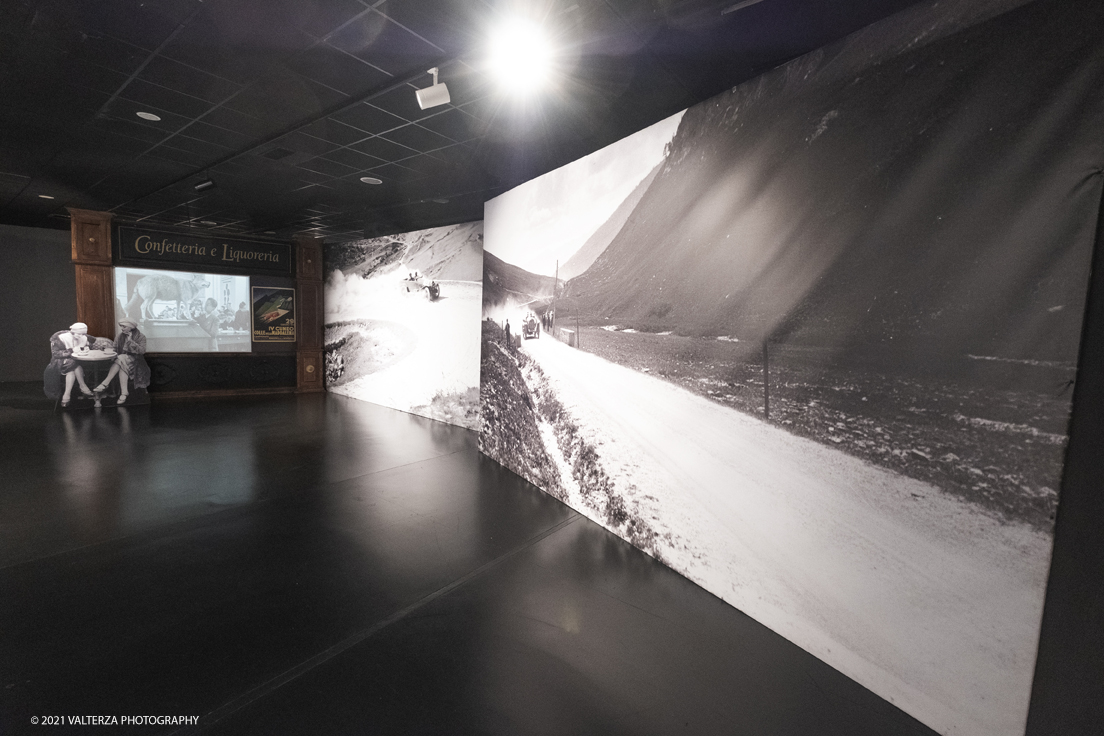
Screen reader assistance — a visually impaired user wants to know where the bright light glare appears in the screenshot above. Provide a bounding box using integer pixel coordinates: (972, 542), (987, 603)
(488, 18), (553, 96)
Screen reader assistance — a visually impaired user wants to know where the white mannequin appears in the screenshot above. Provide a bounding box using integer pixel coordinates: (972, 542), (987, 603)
(59, 323), (93, 406)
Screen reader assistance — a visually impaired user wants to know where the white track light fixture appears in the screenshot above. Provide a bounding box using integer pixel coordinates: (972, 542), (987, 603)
(415, 67), (451, 110)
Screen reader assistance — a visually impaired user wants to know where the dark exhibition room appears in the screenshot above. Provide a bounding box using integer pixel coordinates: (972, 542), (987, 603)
(1, 0), (1102, 734)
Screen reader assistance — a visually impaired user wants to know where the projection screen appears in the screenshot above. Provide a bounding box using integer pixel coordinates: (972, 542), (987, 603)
(113, 266), (251, 353)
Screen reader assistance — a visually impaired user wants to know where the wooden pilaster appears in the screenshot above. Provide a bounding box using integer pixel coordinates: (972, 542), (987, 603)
(67, 208), (115, 339)
(294, 234), (324, 393)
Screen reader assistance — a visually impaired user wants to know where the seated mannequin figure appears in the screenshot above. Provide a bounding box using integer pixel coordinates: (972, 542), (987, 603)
(43, 322), (113, 407)
(93, 319), (151, 405)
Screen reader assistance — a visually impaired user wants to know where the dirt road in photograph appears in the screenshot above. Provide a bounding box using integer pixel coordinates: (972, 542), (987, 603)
(330, 278), (482, 414)
(521, 334), (1051, 736)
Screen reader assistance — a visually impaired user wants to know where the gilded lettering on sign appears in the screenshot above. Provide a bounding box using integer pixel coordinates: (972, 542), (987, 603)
(221, 243), (279, 263)
(119, 227), (290, 275)
(133, 235), (207, 257)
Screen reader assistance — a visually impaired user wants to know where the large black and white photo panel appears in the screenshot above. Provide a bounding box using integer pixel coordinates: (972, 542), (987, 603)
(479, 0), (1104, 734)
(324, 222), (484, 430)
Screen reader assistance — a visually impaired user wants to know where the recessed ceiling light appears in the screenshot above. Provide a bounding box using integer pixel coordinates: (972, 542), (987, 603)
(359, 176), (383, 185)
(38, 194), (55, 199)
(200, 220), (217, 226)
(136, 111), (161, 121)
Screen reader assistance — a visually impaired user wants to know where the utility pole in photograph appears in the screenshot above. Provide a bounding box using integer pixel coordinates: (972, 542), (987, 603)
(762, 339), (770, 420)
(552, 259), (558, 335)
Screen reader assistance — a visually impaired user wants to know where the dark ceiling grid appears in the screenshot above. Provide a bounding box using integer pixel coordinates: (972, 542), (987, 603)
(0, 0), (931, 239)
(99, 2), (476, 238)
(18, 0), (396, 228)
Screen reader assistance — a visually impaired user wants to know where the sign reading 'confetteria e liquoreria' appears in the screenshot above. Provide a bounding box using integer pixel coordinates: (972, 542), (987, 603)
(116, 227), (292, 276)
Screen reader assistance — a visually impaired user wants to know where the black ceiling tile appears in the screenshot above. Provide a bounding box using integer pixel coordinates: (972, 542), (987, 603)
(298, 76), (351, 110)
(200, 106), (272, 138)
(432, 64), (493, 108)
(186, 121), (255, 151)
(73, 34), (147, 76)
(415, 108), (482, 143)
(219, 71), (331, 124)
(455, 96), (499, 125)
(349, 135), (417, 162)
(278, 131), (340, 158)
(146, 146), (200, 167)
(330, 14), (442, 77)
(118, 79), (214, 119)
(62, 62), (130, 97)
(301, 119), (368, 147)
(320, 147), (384, 171)
(363, 162), (423, 183)
(298, 156), (357, 179)
(324, 11), (391, 62)
(139, 56), (242, 104)
(157, 134), (234, 161)
(75, 3), (183, 52)
(374, 0), (485, 57)
(333, 100), (412, 134)
(330, 102), (408, 134)
(380, 123), (454, 152)
(368, 83), (437, 123)
(94, 159), (195, 195)
(87, 116), (169, 147)
(292, 0), (369, 40)
(289, 44), (390, 96)
(399, 154), (453, 179)
(162, 2), (315, 78)
(292, 169), (333, 185)
(425, 141), (476, 167)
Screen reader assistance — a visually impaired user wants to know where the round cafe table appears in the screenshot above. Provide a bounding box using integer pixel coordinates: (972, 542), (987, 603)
(73, 349), (118, 408)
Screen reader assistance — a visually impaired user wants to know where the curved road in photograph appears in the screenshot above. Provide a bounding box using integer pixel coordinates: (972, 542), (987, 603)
(329, 278), (482, 417)
(521, 333), (1051, 736)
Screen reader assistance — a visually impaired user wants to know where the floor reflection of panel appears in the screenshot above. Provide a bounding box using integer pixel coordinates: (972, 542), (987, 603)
(0, 392), (934, 736)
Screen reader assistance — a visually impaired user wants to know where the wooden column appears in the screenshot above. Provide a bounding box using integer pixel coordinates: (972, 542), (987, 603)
(294, 234), (324, 392)
(68, 208), (115, 339)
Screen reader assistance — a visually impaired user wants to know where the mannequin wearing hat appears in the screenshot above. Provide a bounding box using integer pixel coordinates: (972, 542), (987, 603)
(43, 323), (112, 406)
(93, 320), (151, 404)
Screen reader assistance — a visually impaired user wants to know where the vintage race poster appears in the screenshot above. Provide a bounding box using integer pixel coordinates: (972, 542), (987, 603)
(251, 286), (296, 343)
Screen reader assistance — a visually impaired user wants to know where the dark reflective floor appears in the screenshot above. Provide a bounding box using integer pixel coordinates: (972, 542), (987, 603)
(0, 386), (935, 735)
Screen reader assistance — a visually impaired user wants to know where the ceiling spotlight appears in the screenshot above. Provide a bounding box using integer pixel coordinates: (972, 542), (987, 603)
(488, 18), (553, 96)
(359, 176), (383, 185)
(415, 67), (451, 110)
(136, 111), (161, 121)
(194, 179), (216, 192)
(38, 194), (55, 199)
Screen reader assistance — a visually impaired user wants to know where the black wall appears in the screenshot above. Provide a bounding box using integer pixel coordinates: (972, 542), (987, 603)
(1027, 173), (1104, 735)
(0, 224), (75, 382)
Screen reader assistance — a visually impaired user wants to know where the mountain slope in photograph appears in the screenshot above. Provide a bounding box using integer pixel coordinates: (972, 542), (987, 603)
(326, 222), (483, 282)
(567, 0), (1103, 367)
(482, 251), (558, 311)
(559, 163), (661, 281)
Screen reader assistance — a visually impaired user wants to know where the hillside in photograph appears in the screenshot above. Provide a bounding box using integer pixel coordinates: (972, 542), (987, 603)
(326, 222), (483, 282)
(559, 163), (661, 281)
(566, 0), (1100, 368)
(482, 251), (558, 312)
